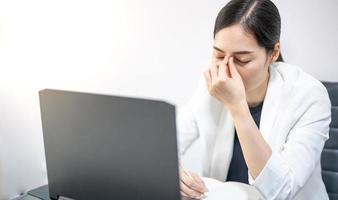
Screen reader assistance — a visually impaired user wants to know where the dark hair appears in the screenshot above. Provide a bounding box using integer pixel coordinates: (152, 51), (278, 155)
(213, 0), (283, 62)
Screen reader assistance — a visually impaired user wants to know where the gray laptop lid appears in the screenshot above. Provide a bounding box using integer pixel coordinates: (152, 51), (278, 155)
(39, 89), (180, 200)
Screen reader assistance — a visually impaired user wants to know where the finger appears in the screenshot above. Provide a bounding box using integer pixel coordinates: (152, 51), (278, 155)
(180, 183), (198, 200)
(228, 57), (239, 78)
(180, 171), (197, 191)
(191, 173), (204, 188)
(217, 61), (228, 80)
(179, 169), (204, 195)
(223, 57), (232, 78)
(180, 190), (189, 198)
(180, 181), (204, 199)
(210, 63), (218, 82)
(180, 180), (204, 199)
(179, 168), (194, 189)
(191, 173), (209, 193)
(191, 173), (206, 189)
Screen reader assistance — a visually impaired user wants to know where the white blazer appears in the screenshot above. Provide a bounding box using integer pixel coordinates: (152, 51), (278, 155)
(176, 62), (331, 200)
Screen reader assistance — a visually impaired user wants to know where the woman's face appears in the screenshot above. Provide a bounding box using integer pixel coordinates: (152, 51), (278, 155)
(212, 24), (277, 93)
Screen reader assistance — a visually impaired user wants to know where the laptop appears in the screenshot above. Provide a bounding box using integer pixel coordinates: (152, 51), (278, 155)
(38, 89), (181, 200)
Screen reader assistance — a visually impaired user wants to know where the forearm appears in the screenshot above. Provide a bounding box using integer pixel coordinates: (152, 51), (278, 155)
(229, 101), (272, 179)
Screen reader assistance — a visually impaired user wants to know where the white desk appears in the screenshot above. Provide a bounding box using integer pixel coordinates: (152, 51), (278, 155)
(14, 178), (263, 200)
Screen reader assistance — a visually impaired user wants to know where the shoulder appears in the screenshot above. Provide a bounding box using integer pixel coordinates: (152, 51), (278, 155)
(271, 62), (329, 104)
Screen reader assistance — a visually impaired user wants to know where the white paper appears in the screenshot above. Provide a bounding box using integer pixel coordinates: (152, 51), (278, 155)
(201, 177), (263, 200)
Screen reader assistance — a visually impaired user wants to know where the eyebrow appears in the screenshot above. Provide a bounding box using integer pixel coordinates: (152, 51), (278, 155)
(213, 46), (253, 55)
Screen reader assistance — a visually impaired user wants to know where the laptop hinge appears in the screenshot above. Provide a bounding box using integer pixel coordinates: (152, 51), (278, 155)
(58, 196), (76, 200)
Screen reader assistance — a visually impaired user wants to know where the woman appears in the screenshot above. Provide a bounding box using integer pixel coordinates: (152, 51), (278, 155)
(177, 0), (331, 199)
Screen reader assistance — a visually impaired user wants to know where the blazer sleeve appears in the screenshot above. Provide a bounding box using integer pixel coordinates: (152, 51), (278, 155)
(176, 103), (200, 156)
(251, 84), (331, 199)
(176, 78), (206, 156)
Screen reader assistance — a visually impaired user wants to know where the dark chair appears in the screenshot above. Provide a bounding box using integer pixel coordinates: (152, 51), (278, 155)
(321, 82), (338, 200)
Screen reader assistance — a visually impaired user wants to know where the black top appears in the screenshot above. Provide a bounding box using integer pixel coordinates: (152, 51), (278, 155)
(226, 101), (264, 183)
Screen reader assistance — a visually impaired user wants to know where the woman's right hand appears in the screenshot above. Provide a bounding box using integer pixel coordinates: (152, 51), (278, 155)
(179, 166), (208, 199)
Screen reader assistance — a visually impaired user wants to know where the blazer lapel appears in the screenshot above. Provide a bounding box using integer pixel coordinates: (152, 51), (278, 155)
(259, 64), (284, 143)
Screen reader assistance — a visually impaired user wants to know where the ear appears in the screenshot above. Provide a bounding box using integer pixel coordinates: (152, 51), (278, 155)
(270, 42), (281, 63)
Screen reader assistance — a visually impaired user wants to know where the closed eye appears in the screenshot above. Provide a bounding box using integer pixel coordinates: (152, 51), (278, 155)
(234, 58), (250, 64)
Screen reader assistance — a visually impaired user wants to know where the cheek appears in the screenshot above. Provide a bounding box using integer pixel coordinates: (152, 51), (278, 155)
(236, 62), (267, 90)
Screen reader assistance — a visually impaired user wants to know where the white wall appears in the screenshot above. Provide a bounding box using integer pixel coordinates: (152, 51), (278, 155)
(0, 0), (337, 199)
(275, 0), (338, 81)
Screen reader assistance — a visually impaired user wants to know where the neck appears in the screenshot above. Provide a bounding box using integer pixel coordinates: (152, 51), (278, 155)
(246, 72), (270, 107)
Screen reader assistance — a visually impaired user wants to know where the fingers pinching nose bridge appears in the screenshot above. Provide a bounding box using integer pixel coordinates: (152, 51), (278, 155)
(223, 56), (229, 65)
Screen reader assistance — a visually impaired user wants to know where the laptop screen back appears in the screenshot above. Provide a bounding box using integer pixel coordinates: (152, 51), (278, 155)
(39, 89), (180, 200)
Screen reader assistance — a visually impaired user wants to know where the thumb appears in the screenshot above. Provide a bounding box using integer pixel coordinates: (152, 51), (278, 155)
(228, 57), (239, 78)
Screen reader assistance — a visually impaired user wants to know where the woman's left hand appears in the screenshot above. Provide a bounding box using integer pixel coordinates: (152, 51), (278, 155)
(203, 57), (246, 111)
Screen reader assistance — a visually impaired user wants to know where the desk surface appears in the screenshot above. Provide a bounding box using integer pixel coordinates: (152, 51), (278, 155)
(13, 185), (49, 200)
(13, 195), (40, 200)
(14, 180), (262, 200)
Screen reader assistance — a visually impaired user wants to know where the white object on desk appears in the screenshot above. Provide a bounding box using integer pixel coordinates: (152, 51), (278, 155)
(202, 177), (263, 200)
